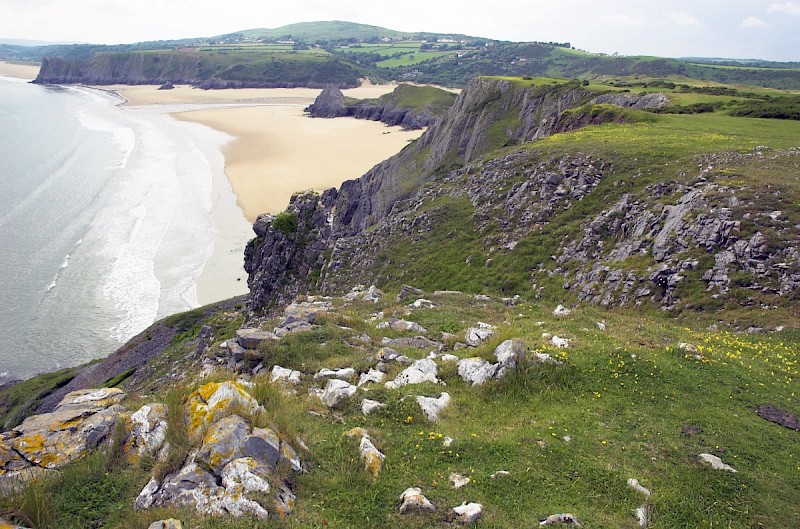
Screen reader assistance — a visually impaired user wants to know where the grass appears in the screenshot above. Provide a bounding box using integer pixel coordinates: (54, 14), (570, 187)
(0, 367), (79, 429)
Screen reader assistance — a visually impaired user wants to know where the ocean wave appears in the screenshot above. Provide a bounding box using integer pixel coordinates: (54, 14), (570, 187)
(45, 238), (84, 293)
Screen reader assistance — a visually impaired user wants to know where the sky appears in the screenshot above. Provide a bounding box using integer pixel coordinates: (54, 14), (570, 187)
(1, 0), (798, 61)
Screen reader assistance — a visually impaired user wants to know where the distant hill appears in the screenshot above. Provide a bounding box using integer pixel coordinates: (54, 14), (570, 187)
(6, 20), (799, 90)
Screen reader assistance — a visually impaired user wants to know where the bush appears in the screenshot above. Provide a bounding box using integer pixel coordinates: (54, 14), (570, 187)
(272, 211), (299, 234)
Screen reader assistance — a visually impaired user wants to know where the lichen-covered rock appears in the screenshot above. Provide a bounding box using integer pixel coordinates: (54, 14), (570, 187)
(196, 415), (250, 473)
(399, 487), (435, 513)
(123, 403), (168, 463)
(10, 388), (125, 470)
(236, 328), (276, 349)
(280, 441), (302, 472)
(417, 393), (451, 422)
(242, 426), (281, 469)
(457, 358), (498, 386)
(385, 358), (439, 389)
(465, 324), (494, 346)
(359, 436), (385, 479)
(321, 379), (358, 408)
(186, 381), (260, 435)
(221, 457), (271, 494)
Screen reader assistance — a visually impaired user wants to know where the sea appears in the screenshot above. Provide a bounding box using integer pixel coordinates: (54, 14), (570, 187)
(0, 75), (251, 383)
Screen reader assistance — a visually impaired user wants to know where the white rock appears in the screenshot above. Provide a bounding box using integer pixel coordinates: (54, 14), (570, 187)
(541, 332), (552, 339)
(453, 502), (483, 523)
(550, 335), (570, 348)
(457, 358), (498, 386)
(270, 365), (302, 385)
(321, 379), (358, 408)
(417, 393), (451, 422)
(553, 304), (572, 317)
(465, 326), (494, 346)
(596, 322), (607, 331)
(411, 298), (436, 308)
(540, 513), (580, 526)
(399, 487), (435, 513)
(361, 399), (387, 415)
(627, 478), (651, 497)
(148, 520), (182, 529)
(314, 367), (357, 381)
(491, 470), (510, 479)
(699, 453), (737, 472)
(533, 352), (562, 365)
(443, 436), (454, 447)
(129, 403), (168, 458)
(385, 358), (439, 388)
(449, 472), (470, 488)
(494, 339), (526, 366)
(221, 457), (271, 494)
(135, 476), (161, 509)
(389, 320), (428, 333)
(440, 354), (459, 362)
(362, 285), (384, 303)
(358, 369), (386, 386)
(636, 505), (649, 528)
(359, 436), (385, 478)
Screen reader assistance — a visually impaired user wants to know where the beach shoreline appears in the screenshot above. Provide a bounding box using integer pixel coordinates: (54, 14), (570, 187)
(0, 61), (40, 80)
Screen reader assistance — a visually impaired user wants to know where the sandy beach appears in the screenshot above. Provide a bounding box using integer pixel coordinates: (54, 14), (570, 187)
(0, 61), (40, 80)
(106, 83), (424, 221)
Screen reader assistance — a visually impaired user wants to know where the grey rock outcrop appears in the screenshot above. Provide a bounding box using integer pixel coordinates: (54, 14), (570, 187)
(305, 85), (348, 118)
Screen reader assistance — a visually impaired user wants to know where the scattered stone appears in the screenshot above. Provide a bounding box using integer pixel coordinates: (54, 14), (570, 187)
(627, 478), (651, 497)
(274, 484), (297, 517)
(453, 502), (483, 523)
(457, 358), (498, 386)
(411, 298), (436, 309)
(443, 436), (454, 447)
(450, 472), (470, 488)
(359, 436), (385, 479)
(678, 342), (698, 353)
(440, 354), (460, 362)
(321, 379), (358, 408)
(474, 294), (492, 301)
(377, 347), (413, 364)
(540, 513), (581, 526)
(148, 520), (182, 529)
(363, 285), (384, 303)
(270, 365), (302, 385)
(358, 369), (386, 386)
(417, 393), (451, 422)
(550, 335), (570, 348)
(361, 399), (387, 415)
(635, 505), (649, 529)
(378, 319), (428, 333)
(491, 470), (510, 479)
(553, 305), (572, 317)
(381, 336), (442, 350)
(314, 367), (357, 381)
(756, 405), (800, 431)
(344, 427), (370, 439)
(503, 294), (522, 306)
(399, 487), (435, 513)
(386, 358), (439, 388)
(596, 322), (607, 331)
(699, 453), (737, 472)
(562, 435), (572, 442)
(236, 328), (275, 349)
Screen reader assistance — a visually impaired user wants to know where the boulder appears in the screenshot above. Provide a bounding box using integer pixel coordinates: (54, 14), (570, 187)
(457, 358), (498, 386)
(361, 399), (387, 415)
(494, 339), (526, 366)
(10, 388), (125, 470)
(362, 285), (384, 303)
(236, 328), (275, 349)
(397, 284), (425, 301)
(386, 358), (439, 389)
(453, 502), (483, 523)
(553, 304), (572, 317)
(221, 457), (271, 494)
(465, 323), (494, 346)
(314, 367), (357, 381)
(359, 436), (385, 478)
(123, 403), (168, 463)
(270, 365), (303, 385)
(196, 415), (250, 474)
(358, 369), (386, 386)
(148, 520), (182, 529)
(399, 487), (435, 513)
(417, 393), (451, 422)
(241, 426), (281, 469)
(186, 381), (260, 435)
(321, 379), (357, 408)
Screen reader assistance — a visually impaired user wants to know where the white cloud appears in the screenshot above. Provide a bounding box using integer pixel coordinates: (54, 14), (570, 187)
(664, 10), (701, 27)
(742, 16), (769, 27)
(598, 14), (645, 27)
(768, 2), (800, 15)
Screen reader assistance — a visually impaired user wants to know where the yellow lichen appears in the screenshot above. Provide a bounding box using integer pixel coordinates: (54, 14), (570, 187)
(364, 451), (383, 478)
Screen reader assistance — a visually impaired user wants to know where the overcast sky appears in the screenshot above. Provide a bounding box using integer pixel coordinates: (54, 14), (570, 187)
(1, 0), (798, 61)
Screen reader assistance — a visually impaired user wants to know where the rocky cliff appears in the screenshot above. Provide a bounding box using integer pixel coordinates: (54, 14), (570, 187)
(306, 84), (454, 130)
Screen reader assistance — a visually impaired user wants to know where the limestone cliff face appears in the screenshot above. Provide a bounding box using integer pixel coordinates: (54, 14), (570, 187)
(244, 77), (650, 311)
(35, 55), (201, 85)
(306, 85), (439, 129)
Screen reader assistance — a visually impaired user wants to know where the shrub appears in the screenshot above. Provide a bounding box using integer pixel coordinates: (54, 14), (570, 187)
(272, 211), (299, 234)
